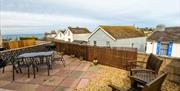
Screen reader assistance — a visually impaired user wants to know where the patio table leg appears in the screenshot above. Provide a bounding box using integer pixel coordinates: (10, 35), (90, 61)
(47, 56), (50, 76)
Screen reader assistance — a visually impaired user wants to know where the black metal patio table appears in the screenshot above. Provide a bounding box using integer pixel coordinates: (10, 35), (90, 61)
(13, 51), (54, 80)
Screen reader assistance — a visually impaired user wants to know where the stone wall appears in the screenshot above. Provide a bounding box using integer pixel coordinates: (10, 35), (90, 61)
(0, 42), (50, 62)
(137, 52), (180, 84)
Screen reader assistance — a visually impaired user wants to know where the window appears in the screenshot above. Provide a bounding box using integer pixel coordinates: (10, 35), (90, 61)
(93, 41), (96, 46)
(106, 41), (110, 47)
(68, 38), (71, 42)
(160, 43), (168, 55)
(131, 43), (134, 48)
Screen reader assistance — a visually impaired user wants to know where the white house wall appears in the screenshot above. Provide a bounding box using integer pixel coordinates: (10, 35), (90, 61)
(73, 33), (91, 41)
(115, 37), (146, 52)
(146, 41), (157, 54)
(89, 28), (146, 52)
(171, 43), (180, 57)
(146, 41), (180, 58)
(64, 29), (73, 42)
(89, 28), (113, 46)
(50, 34), (56, 38)
(55, 32), (64, 40)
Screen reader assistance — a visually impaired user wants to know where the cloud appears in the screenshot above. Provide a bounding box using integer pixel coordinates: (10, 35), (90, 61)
(0, 11), (102, 26)
(0, 0), (179, 34)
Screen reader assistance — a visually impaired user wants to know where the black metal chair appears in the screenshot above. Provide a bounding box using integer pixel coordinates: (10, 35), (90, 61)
(32, 55), (53, 76)
(11, 56), (36, 80)
(53, 51), (65, 67)
(0, 58), (6, 73)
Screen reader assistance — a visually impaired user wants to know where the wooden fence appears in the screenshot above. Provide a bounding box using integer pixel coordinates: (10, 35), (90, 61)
(54, 40), (137, 70)
(3, 39), (36, 49)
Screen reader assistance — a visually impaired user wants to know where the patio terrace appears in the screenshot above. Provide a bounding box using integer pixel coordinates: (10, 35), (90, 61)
(0, 54), (180, 91)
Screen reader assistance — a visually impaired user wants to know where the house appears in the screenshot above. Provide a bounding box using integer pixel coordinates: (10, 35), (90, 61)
(50, 30), (57, 38)
(146, 24), (180, 57)
(44, 30), (57, 39)
(55, 30), (65, 40)
(63, 27), (91, 42)
(88, 25), (146, 52)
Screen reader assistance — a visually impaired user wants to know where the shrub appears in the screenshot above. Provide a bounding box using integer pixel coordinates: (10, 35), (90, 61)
(19, 36), (38, 40)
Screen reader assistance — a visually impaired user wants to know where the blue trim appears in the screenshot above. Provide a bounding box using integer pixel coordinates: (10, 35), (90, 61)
(167, 41), (173, 56)
(156, 41), (161, 55)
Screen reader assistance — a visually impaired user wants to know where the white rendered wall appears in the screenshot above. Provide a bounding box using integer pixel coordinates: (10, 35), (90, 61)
(171, 43), (180, 58)
(73, 33), (91, 41)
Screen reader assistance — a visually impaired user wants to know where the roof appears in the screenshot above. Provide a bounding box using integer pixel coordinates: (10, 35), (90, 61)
(97, 25), (145, 39)
(45, 32), (51, 35)
(57, 30), (65, 34)
(68, 27), (91, 34)
(51, 30), (57, 34)
(61, 31), (65, 34)
(147, 27), (180, 43)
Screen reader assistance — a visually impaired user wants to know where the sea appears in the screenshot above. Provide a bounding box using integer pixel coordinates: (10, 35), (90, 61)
(2, 34), (44, 40)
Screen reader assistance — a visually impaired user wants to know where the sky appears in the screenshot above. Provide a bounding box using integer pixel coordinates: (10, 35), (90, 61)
(0, 0), (180, 35)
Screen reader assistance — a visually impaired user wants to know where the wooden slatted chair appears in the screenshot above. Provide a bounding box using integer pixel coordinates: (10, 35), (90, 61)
(130, 53), (163, 76)
(108, 72), (167, 91)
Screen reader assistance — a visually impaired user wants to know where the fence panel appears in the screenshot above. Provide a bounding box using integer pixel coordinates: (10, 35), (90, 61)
(53, 40), (137, 70)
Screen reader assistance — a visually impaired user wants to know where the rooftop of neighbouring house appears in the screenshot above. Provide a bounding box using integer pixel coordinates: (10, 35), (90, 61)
(0, 54), (179, 91)
(147, 26), (180, 43)
(68, 27), (91, 34)
(98, 25), (145, 39)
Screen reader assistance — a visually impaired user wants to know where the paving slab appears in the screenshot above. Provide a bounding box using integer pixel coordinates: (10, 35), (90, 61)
(76, 79), (89, 89)
(2, 82), (38, 91)
(28, 75), (51, 85)
(68, 71), (84, 78)
(35, 85), (56, 91)
(54, 86), (74, 91)
(43, 76), (65, 86)
(54, 70), (72, 77)
(59, 77), (80, 88)
(0, 81), (11, 88)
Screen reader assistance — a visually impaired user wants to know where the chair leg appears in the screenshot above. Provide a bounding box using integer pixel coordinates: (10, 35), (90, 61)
(61, 57), (65, 67)
(36, 66), (38, 72)
(18, 67), (22, 74)
(47, 64), (50, 76)
(2, 67), (5, 73)
(62, 60), (65, 67)
(33, 65), (36, 79)
(112, 88), (117, 91)
(28, 66), (30, 78)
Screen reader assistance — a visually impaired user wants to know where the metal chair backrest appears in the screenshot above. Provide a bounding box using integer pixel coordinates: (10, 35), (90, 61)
(146, 53), (163, 74)
(141, 72), (167, 91)
(0, 58), (6, 68)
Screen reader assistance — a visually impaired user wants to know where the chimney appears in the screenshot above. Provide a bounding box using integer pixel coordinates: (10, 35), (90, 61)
(155, 24), (166, 31)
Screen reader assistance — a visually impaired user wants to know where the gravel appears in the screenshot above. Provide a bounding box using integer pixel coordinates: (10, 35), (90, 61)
(76, 64), (180, 91)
